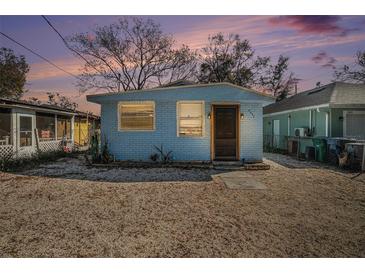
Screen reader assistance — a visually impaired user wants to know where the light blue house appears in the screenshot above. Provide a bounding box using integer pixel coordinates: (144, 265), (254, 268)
(87, 82), (274, 162)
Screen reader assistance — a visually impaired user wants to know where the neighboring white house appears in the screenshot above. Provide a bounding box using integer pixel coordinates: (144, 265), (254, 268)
(0, 98), (76, 159)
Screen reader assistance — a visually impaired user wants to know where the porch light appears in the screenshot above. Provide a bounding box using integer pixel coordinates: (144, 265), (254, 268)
(207, 112), (211, 119)
(240, 113), (245, 120)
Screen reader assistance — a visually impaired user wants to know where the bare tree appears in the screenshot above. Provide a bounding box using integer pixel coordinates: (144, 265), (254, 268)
(260, 55), (295, 101)
(26, 97), (42, 105)
(47, 92), (78, 111)
(334, 50), (365, 84)
(198, 33), (270, 87)
(156, 45), (198, 86)
(67, 17), (197, 92)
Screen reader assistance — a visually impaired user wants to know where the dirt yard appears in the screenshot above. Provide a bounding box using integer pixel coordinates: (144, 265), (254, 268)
(0, 153), (364, 257)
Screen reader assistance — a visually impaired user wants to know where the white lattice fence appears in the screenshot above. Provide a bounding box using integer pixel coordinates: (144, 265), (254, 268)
(0, 145), (14, 160)
(39, 140), (62, 153)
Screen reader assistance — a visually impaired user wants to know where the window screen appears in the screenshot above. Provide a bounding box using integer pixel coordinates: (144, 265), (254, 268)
(0, 108), (11, 145)
(178, 102), (204, 137)
(36, 112), (56, 141)
(19, 116), (32, 147)
(346, 112), (365, 139)
(119, 102), (155, 130)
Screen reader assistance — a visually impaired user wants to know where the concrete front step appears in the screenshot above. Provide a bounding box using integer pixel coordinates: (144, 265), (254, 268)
(212, 161), (244, 171)
(212, 161), (243, 166)
(212, 161), (270, 171)
(213, 166), (246, 171)
(244, 163), (270, 170)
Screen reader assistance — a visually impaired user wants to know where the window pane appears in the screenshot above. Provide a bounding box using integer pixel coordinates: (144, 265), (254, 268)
(20, 116), (32, 131)
(19, 116), (32, 147)
(36, 112), (55, 141)
(119, 103), (154, 130)
(20, 131), (32, 147)
(346, 113), (365, 139)
(0, 108), (11, 145)
(178, 102), (203, 137)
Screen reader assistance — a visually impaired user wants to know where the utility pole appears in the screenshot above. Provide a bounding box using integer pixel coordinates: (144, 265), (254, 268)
(292, 78), (302, 95)
(117, 73), (121, 92)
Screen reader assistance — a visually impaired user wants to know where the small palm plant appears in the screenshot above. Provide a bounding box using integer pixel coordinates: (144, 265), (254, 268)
(153, 144), (173, 164)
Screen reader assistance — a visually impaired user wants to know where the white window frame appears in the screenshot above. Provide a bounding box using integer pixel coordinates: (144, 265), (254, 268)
(118, 101), (155, 131)
(343, 110), (365, 138)
(309, 109), (312, 130)
(325, 112), (329, 137)
(176, 101), (205, 138)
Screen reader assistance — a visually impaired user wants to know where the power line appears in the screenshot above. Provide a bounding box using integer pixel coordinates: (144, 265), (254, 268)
(0, 31), (82, 81)
(41, 16), (92, 66)
(41, 15), (105, 79)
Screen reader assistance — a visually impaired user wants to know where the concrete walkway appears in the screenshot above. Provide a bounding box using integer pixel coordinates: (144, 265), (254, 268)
(212, 171), (267, 190)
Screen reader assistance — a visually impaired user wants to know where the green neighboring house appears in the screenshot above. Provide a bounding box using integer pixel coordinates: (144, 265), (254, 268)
(263, 82), (365, 154)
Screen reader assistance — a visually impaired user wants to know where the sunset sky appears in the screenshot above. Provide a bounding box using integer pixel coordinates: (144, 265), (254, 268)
(1, 15), (365, 114)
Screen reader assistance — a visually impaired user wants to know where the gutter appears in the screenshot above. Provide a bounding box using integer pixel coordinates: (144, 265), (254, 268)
(263, 104), (330, 117)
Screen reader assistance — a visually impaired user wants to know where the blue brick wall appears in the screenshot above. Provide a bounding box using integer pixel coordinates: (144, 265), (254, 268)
(92, 84), (273, 161)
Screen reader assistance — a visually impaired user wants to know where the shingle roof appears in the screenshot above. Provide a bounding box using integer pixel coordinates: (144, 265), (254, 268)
(159, 79), (196, 87)
(0, 98), (76, 113)
(263, 82), (365, 114)
(330, 82), (365, 106)
(0, 98), (99, 119)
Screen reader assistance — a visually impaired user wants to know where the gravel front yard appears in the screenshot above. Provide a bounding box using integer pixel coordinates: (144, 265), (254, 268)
(0, 154), (364, 257)
(18, 156), (219, 182)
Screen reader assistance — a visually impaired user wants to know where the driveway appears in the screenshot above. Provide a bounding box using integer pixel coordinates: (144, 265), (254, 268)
(0, 153), (364, 257)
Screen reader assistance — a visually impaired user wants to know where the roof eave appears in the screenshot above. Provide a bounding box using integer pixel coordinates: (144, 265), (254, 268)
(86, 82), (275, 101)
(0, 102), (77, 115)
(330, 103), (365, 109)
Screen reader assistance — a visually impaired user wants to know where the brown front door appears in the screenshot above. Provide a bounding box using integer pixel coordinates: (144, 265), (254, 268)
(213, 105), (239, 160)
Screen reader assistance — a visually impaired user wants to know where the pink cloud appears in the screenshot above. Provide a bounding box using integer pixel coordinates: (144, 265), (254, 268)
(311, 51), (337, 69)
(174, 16), (270, 49)
(268, 16), (356, 36)
(28, 57), (84, 81)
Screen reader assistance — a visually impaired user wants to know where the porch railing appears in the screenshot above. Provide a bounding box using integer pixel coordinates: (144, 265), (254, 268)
(38, 140), (63, 153)
(0, 144), (14, 160)
(0, 136), (10, 146)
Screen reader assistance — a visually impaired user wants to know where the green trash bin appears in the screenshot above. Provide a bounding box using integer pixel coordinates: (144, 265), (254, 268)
(312, 138), (327, 162)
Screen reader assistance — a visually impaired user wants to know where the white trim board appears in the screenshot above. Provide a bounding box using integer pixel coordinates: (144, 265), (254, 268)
(0, 103), (76, 116)
(263, 104), (330, 117)
(325, 112), (329, 137)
